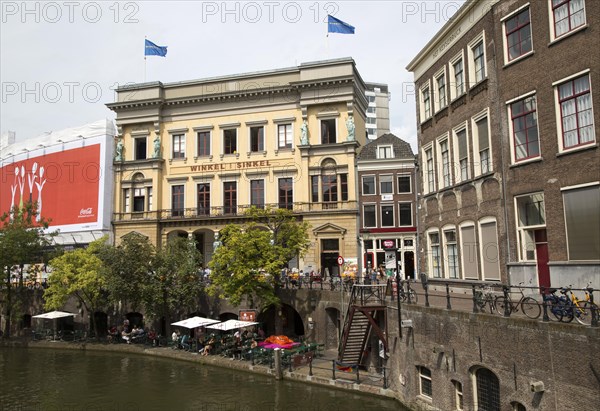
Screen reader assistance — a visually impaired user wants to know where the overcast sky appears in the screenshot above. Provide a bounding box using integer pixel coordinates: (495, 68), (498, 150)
(1, 1), (465, 151)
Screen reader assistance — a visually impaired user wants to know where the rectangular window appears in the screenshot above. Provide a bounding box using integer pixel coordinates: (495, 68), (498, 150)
(147, 187), (153, 211)
(455, 128), (469, 182)
(322, 175), (338, 203)
(445, 229), (459, 279)
(440, 139), (452, 188)
(172, 134), (186, 159)
(378, 145), (393, 159)
(454, 381), (464, 410)
(429, 232), (441, 278)
(475, 116), (491, 174)
(472, 40), (486, 83)
(197, 131), (211, 157)
(223, 181), (237, 214)
(552, 0), (586, 39)
(363, 205), (376, 228)
(558, 74), (595, 149)
(426, 147), (435, 193)
(321, 119), (337, 144)
(399, 203), (412, 226)
(278, 178), (293, 210)
(223, 129), (237, 155)
(381, 205), (394, 227)
(250, 179), (265, 208)
(516, 193), (545, 261)
(505, 8), (532, 61)
(197, 183), (210, 215)
(172, 185), (184, 217)
(123, 188), (130, 212)
(134, 137), (147, 160)
(398, 175), (411, 193)
(436, 71), (447, 110)
(311, 176), (319, 202)
(480, 220), (500, 280)
(460, 225), (478, 279)
(133, 188), (145, 212)
(563, 185), (600, 260)
(277, 124), (292, 149)
(419, 367), (432, 398)
(452, 57), (464, 98)
(422, 85), (431, 120)
(362, 176), (376, 195)
(340, 174), (348, 201)
(250, 126), (264, 152)
(511, 95), (540, 161)
(380, 175), (393, 195)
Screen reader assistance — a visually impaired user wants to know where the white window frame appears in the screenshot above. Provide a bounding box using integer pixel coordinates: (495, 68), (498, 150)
(277, 123), (293, 150)
(362, 175), (376, 195)
(452, 123), (470, 184)
(427, 228), (442, 278)
(472, 108), (492, 176)
(467, 32), (487, 87)
(377, 145), (394, 159)
(133, 136), (147, 160)
(363, 203), (377, 228)
(249, 125), (266, 153)
(548, 0), (587, 43)
(380, 174), (394, 195)
(398, 202), (412, 227)
(420, 81), (432, 122)
(195, 129), (212, 157)
(514, 192), (546, 262)
(123, 188), (130, 213)
(561, 182), (600, 261)
(380, 204), (395, 228)
(443, 225), (460, 279)
(436, 134), (452, 189)
(222, 128), (238, 155)
(423, 144), (436, 194)
(434, 67), (448, 112)
(171, 134), (186, 160)
(459, 221), (478, 280)
(478, 217), (501, 281)
(418, 366), (433, 399)
(397, 174), (412, 194)
(506, 91), (540, 164)
(449, 51), (466, 101)
(501, 3), (534, 65)
(553, 70), (596, 152)
(319, 117), (338, 145)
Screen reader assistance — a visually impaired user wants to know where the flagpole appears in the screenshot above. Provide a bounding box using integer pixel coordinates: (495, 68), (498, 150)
(326, 16), (329, 58)
(144, 36), (147, 82)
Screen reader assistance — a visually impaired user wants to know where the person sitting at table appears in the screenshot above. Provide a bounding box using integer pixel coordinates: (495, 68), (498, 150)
(180, 334), (191, 351)
(107, 326), (118, 343)
(121, 325), (131, 344)
(148, 328), (159, 346)
(131, 326), (146, 343)
(171, 329), (180, 349)
(202, 336), (216, 356)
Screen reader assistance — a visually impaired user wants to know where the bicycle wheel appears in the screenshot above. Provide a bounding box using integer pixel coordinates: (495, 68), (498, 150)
(494, 296), (511, 315)
(546, 298), (563, 322)
(574, 302), (593, 326)
(521, 297), (541, 319)
(560, 302), (574, 323)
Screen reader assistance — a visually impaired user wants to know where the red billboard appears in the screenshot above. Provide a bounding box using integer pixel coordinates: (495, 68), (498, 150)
(1, 144), (101, 229)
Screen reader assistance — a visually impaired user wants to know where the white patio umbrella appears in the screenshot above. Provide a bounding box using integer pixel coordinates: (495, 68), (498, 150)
(206, 319), (258, 331)
(170, 316), (219, 329)
(32, 311), (77, 340)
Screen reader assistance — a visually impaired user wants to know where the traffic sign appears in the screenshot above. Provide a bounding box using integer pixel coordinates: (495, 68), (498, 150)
(337, 256), (344, 266)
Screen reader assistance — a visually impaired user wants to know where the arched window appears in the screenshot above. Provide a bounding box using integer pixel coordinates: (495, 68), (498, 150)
(511, 401), (526, 411)
(474, 367), (500, 411)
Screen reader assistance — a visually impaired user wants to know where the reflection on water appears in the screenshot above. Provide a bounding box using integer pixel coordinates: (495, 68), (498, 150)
(0, 347), (406, 411)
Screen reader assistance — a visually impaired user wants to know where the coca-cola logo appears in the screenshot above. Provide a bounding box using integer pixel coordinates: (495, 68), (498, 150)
(79, 207), (93, 216)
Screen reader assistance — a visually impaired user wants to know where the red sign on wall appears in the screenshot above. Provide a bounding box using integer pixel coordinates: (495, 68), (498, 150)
(0, 144), (101, 228)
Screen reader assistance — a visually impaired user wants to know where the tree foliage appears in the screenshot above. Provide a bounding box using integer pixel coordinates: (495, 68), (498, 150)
(208, 207), (310, 309)
(0, 202), (54, 337)
(43, 238), (107, 336)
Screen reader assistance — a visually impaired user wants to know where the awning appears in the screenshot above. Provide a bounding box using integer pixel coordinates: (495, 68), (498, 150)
(32, 311), (77, 319)
(206, 319), (258, 331)
(170, 316), (219, 329)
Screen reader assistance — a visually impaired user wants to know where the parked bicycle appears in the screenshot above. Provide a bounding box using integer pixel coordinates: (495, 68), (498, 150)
(399, 281), (418, 304)
(475, 285), (497, 314)
(563, 284), (597, 325)
(495, 282), (541, 319)
(543, 287), (571, 322)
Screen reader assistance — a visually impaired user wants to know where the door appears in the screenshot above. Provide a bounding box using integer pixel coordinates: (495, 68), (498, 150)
(535, 229), (550, 288)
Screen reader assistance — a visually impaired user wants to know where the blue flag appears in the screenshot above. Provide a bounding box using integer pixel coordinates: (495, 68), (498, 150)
(327, 15), (355, 34)
(145, 39), (167, 57)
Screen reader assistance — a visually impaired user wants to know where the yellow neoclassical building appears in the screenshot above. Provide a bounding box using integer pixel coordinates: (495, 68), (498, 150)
(107, 58), (368, 276)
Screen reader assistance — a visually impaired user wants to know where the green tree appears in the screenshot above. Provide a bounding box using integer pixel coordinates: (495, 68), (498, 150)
(43, 238), (107, 338)
(0, 202), (53, 337)
(208, 207), (310, 312)
(145, 236), (204, 330)
(98, 232), (155, 312)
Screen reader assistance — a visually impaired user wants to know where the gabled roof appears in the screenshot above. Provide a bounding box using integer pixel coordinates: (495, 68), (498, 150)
(358, 133), (414, 161)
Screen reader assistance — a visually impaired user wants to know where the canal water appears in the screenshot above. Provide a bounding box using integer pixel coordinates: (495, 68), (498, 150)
(0, 347), (406, 411)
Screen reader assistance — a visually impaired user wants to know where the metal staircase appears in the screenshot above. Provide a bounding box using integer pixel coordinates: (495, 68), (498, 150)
(338, 284), (388, 366)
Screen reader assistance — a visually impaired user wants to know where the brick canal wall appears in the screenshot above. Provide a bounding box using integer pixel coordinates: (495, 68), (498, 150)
(383, 305), (600, 411)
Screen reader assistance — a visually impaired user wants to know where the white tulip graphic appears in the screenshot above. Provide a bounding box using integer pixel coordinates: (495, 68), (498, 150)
(18, 165), (25, 209)
(10, 166), (19, 220)
(35, 166), (46, 222)
(28, 162), (38, 202)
